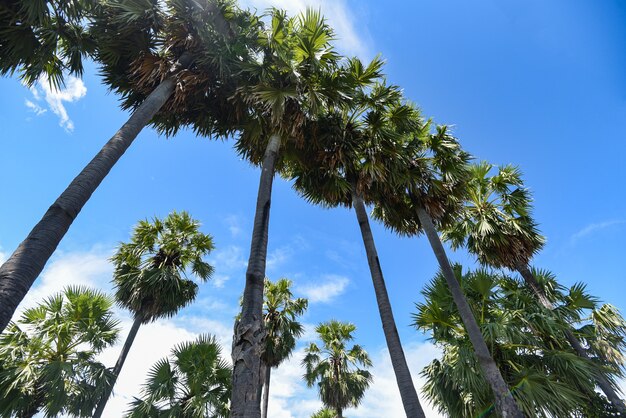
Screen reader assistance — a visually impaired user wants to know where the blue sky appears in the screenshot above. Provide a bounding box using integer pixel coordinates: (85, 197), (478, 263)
(1, 0), (626, 416)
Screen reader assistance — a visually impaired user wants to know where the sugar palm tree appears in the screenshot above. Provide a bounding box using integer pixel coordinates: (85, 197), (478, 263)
(288, 83), (429, 417)
(93, 211), (215, 418)
(303, 320), (373, 418)
(261, 278), (308, 418)
(415, 266), (626, 417)
(372, 128), (524, 417)
(230, 9), (348, 415)
(127, 334), (231, 418)
(310, 408), (336, 418)
(0, 0), (260, 332)
(0, 286), (119, 417)
(443, 162), (626, 412)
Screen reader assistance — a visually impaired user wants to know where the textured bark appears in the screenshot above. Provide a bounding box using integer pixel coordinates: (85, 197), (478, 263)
(231, 134), (281, 418)
(93, 315), (143, 418)
(352, 193), (426, 418)
(516, 263), (626, 414)
(261, 364), (271, 418)
(415, 204), (524, 418)
(0, 54), (193, 332)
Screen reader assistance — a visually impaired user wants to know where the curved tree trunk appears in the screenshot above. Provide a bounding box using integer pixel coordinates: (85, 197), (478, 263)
(415, 204), (524, 418)
(93, 315), (143, 418)
(0, 54), (192, 332)
(352, 193), (426, 418)
(231, 134), (281, 418)
(261, 364), (271, 418)
(516, 263), (626, 414)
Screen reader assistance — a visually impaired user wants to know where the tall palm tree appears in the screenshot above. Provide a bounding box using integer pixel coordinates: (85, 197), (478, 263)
(261, 278), (308, 418)
(0, 286), (119, 417)
(230, 10), (346, 416)
(93, 211), (215, 418)
(302, 320), (373, 418)
(443, 162), (626, 412)
(127, 334), (231, 418)
(415, 265), (626, 417)
(0, 0), (260, 332)
(289, 83), (428, 417)
(373, 127), (524, 417)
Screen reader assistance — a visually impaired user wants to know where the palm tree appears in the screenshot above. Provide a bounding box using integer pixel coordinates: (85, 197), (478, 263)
(288, 83), (428, 417)
(372, 127), (524, 417)
(127, 334), (231, 418)
(415, 265), (626, 417)
(261, 278), (308, 418)
(230, 9), (347, 415)
(443, 162), (626, 412)
(310, 408), (337, 418)
(303, 320), (373, 418)
(0, 0), (261, 332)
(93, 211), (215, 418)
(0, 286), (119, 417)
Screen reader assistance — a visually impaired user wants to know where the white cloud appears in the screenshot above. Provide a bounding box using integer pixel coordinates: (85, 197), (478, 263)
(0, 250), (6, 265)
(224, 214), (244, 237)
(267, 245), (293, 271)
(297, 274), (349, 303)
(240, 0), (372, 59)
(26, 75), (87, 132)
(209, 245), (247, 287)
(570, 220), (626, 244)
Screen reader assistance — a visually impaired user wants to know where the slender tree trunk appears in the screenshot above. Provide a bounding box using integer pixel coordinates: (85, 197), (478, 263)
(231, 134), (281, 418)
(352, 193), (426, 418)
(261, 364), (271, 418)
(93, 315), (143, 418)
(415, 204), (524, 418)
(0, 54), (193, 333)
(516, 263), (626, 414)
(335, 407), (343, 418)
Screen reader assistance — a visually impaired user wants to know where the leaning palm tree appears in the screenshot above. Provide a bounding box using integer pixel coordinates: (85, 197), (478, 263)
(230, 9), (348, 415)
(93, 211), (215, 418)
(373, 127), (524, 417)
(415, 265), (625, 417)
(0, 286), (119, 417)
(288, 83), (428, 417)
(303, 320), (373, 418)
(0, 0), (261, 332)
(261, 278), (308, 418)
(443, 162), (626, 412)
(127, 334), (231, 418)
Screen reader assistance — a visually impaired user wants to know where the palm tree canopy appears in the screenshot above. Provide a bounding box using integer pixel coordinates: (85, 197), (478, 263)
(111, 211), (215, 323)
(302, 320), (373, 413)
(0, 0), (96, 87)
(127, 334), (231, 418)
(263, 278), (308, 368)
(442, 161), (546, 269)
(0, 286), (120, 417)
(415, 266), (626, 417)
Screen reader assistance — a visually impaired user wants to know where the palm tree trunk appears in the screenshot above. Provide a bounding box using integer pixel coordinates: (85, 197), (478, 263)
(415, 203), (524, 418)
(231, 133), (281, 418)
(261, 364), (271, 418)
(93, 315), (143, 418)
(516, 263), (626, 414)
(352, 192), (426, 418)
(0, 54), (193, 333)
(335, 407), (343, 418)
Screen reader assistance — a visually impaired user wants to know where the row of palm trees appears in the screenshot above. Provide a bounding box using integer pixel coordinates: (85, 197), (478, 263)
(1, 0), (625, 416)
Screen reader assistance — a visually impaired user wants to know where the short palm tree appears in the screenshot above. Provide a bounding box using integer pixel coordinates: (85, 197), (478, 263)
(261, 278), (308, 418)
(0, 286), (119, 417)
(127, 334), (231, 418)
(415, 266), (626, 417)
(230, 9), (347, 415)
(372, 128), (524, 417)
(443, 162), (626, 412)
(93, 211), (215, 418)
(288, 83), (428, 417)
(303, 320), (373, 418)
(0, 0), (260, 332)
(310, 408), (336, 418)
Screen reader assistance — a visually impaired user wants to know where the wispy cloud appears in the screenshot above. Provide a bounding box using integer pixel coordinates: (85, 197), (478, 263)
(208, 245), (247, 287)
(26, 75), (87, 132)
(224, 214), (244, 238)
(570, 220), (626, 244)
(297, 274), (349, 303)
